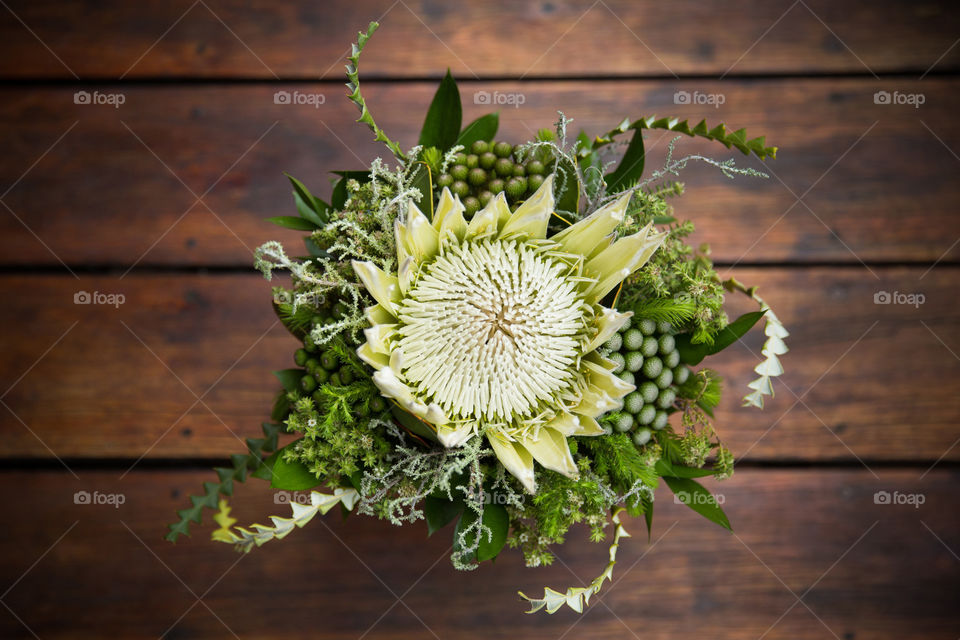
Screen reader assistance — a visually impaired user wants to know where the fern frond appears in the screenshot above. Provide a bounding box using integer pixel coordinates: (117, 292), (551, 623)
(345, 22), (404, 159)
(626, 297), (697, 325)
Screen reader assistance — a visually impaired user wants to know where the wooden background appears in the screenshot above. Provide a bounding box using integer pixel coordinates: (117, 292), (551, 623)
(1, 1), (958, 638)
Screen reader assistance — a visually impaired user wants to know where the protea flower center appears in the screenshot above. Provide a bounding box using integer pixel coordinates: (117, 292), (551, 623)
(396, 239), (585, 422)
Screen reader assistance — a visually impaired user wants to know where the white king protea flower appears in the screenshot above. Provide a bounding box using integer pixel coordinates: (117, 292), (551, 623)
(353, 175), (665, 492)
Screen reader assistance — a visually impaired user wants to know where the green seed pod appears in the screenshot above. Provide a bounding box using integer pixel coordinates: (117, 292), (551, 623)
(478, 190), (494, 207)
(451, 181), (470, 197)
(313, 368), (329, 384)
(453, 152), (468, 165)
(311, 314), (325, 327)
(463, 196), (480, 215)
(465, 154), (479, 169)
(633, 428), (653, 446)
(618, 371), (636, 386)
(638, 405), (656, 425)
(312, 390), (325, 404)
(642, 356), (663, 379)
(332, 302), (348, 319)
(437, 173), (454, 188)
(526, 160), (546, 175)
(640, 336), (659, 357)
(320, 352), (338, 371)
(495, 158), (514, 177)
(608, 352), (626, 374)
(471, 140), (489, 155)
(299, 374), (317, 393)
(479, 152), (497, 169)
(355, 402), (370, 417)
(604, 333), (623, 352)
(527, 174), (545, 193)
(303, 335), (318, 353)
(619, 317), (632, 333)
(328, 372), (342, 386)
(657, 321), (673, 334)
(655, 368), (674, 389)
(370, 397), (387, 413)
(488, 178), (506, 194)
(451, 164), (469, 181)
(639, 381), (659, 404)
(664, 350), (680, 369)
(673, 365), (690, 385)
(468, 167), (487, 186)
(638, 319), (657, 336)
(623, 329), (645, 350)
(656, 388), (676, 409)
(294, 348), (309, 367)
(305, 358), (320, 374)
(625, 351), (644, 373)
(658, 334), (676, 354)
(493, 141), (513, 157)
(506, 178), (526, 199)
(512, 164), (526, 177)
(652, 411), (669, 430)
(624, 391), (644, 414)
(614, 413), (635, 433)
(340, 368), (355, 385)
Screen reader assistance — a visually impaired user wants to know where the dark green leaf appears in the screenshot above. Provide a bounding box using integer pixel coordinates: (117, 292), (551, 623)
(604, 128), (645, 192)
(644, 497), (654, 540)
(270, 390), (291, 421)
(266, 216), (318, 231)
(676, 310), (766, 365)
(251, 451), (278, 481)
(554, 156), (580, 214)
(409, 162), (433, 216)
(303, 236), (328, 258)
(273, 368), (304, 392)
(418, 70), (462, 151)
(453, 503), (510, 563)
(455, 113), (499, 149)
(663, 476), (731, 531)
(270, 443), (322, 491)
(285, 173), (328, 226)
(424, 496), (464, 536)
(390, 404), (440, 443)
(655, 459), (715, 478)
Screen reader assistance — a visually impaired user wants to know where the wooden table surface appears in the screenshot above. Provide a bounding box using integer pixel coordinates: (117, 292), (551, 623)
(1, 1), (958, 638)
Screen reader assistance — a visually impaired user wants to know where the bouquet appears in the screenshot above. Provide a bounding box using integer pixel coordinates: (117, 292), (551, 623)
(166, 22), (788, 614)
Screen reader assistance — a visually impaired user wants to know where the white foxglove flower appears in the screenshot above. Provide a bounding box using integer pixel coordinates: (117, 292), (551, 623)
(353, 175), (665, 492)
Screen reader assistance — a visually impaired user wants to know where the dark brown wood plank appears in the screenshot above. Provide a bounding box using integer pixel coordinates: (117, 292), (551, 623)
(1, 267), (957, 462)
(0, 468), (956, 639)
(0, 0), (958, 79)
(2, 78), (959, 267)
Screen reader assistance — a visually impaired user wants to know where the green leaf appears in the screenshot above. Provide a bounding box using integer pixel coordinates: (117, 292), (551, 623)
(303, 236), (328, 258)
(330, 170), (370, 210)
(663, 476), (731, 531)
(285, 173), (328, 226)
(266, 216), (318, 231)
(655, 459), (715, 478)
(409, 162), (433, 216)
(424, 496), (464, 536)
(604, 127), (645, 191)
(418, 69), (462, 151)
(676, 310), (766, 365)
(270, 443), (323, 491)
(390, 404), (440, 443)
(455, 112), (499, 149)
(453, 503), (509, 563)
(644, 497), (654, 540)
(273, 368), (304, 392)
(251, 451), (278, 481)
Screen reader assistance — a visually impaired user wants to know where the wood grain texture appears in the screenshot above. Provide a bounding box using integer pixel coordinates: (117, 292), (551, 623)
(0, 0), (958, 79)
(2, 79), (959, 267)
(0, 468), (956, 639)
(1, 268), (957, 462)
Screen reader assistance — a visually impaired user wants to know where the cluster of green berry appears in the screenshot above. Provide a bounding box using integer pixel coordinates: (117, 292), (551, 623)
(605, 318), (690, 447)
(436, 140), (546, 215)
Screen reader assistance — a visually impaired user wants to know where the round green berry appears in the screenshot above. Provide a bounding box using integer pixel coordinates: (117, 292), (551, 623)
(614, 413), (634, 433)
(320, 352), (338, 371)
(312, 390), (325, 404)
(487, 178), (505, 194)
(479, 152), (497, 169)
(642, 356), (663, 379)
(639, 381), (659, 404)
(624, 391), (644, 415)
(657, 321), (673, 334)
(619, 317), (632, 333)
(664, 350), (680, 369)
(328, 372), (342, 386)
(451, 181), (470, 197)
(313, 368), (329, 384)
(466, 154), (479, 169)
(463, 196), (480, 215)
(354, 402), (370, 417)
(506, 178), (526, 199)
(526, 160), (545, 175)
(471, 140), (489, 155)
(493, 141), (513, 158)
(303, 335), (318, 353)
(513, 164), (526, 177)
(608, 352), (626, 374)
(340, 368), (355, 385)
(652, 410), (669, 430)
(450, 164), (468, 181)
(625, 351), (644, 373)
(618, 371), (636, 386)
(495, 158), (514, 177)
(658, 334), (676, 354)
(656, 388), (676, 409)
(655, 368), (673, 389)
(638, 405), (656, 425)
(468, 167), (487, 186)
(478, 190), (494, 207)
(370, 397), (387, 413)
(299, 374), (317, 393)
(624, 329), (645, 351)
(633, 428), (653, 446)
(673, 365), (690, 385)
(304, 357), (320, 374)
(437, 173), (454, 188)
(638, 319), (656, 335)
(640, 336), (659, 357)
(453, 152), (467, 164)
(294, 348), (309, 367)
(527, 174), (545, 193)
(604, 333), (623, 352)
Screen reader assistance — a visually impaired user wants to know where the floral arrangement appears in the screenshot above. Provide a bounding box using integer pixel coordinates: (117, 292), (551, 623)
(166, 22), (787, 614)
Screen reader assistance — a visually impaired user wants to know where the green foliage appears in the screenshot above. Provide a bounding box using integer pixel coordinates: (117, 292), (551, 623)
(604, 127), (645, 191)
(166, 422), (282, 542)
(265, 215), (318, 231)
(676, 310), (766, 365)
(424, 495), (464, 535)
(345, 22), (405, 159)
(419, 69), (462, 151)
(455, 113), (499, 149)
(662, 476), (731, 530)
(286, 173), (329, 226)
(625, 297), (696, 325)
(263, 442), (325, 490)
(454, 503), (509, 562)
